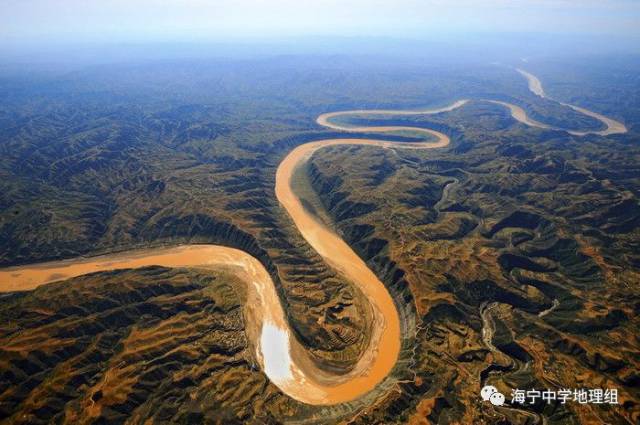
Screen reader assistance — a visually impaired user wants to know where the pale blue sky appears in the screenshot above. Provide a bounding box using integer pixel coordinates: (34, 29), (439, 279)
(1, 0), (639, 45)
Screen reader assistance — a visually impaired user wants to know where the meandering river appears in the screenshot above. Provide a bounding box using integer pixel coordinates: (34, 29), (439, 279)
(516, 68), (627, 136)
(0, 69), (627, 406)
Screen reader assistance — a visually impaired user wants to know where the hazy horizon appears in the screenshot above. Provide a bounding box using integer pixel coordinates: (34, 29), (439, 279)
(2, 0), (639, 46)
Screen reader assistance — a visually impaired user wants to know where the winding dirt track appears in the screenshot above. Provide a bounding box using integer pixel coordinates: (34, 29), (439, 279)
(0, 69), (627, 406)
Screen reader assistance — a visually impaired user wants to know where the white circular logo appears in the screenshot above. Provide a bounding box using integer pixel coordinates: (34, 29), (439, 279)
(481, 385), (505, 406)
